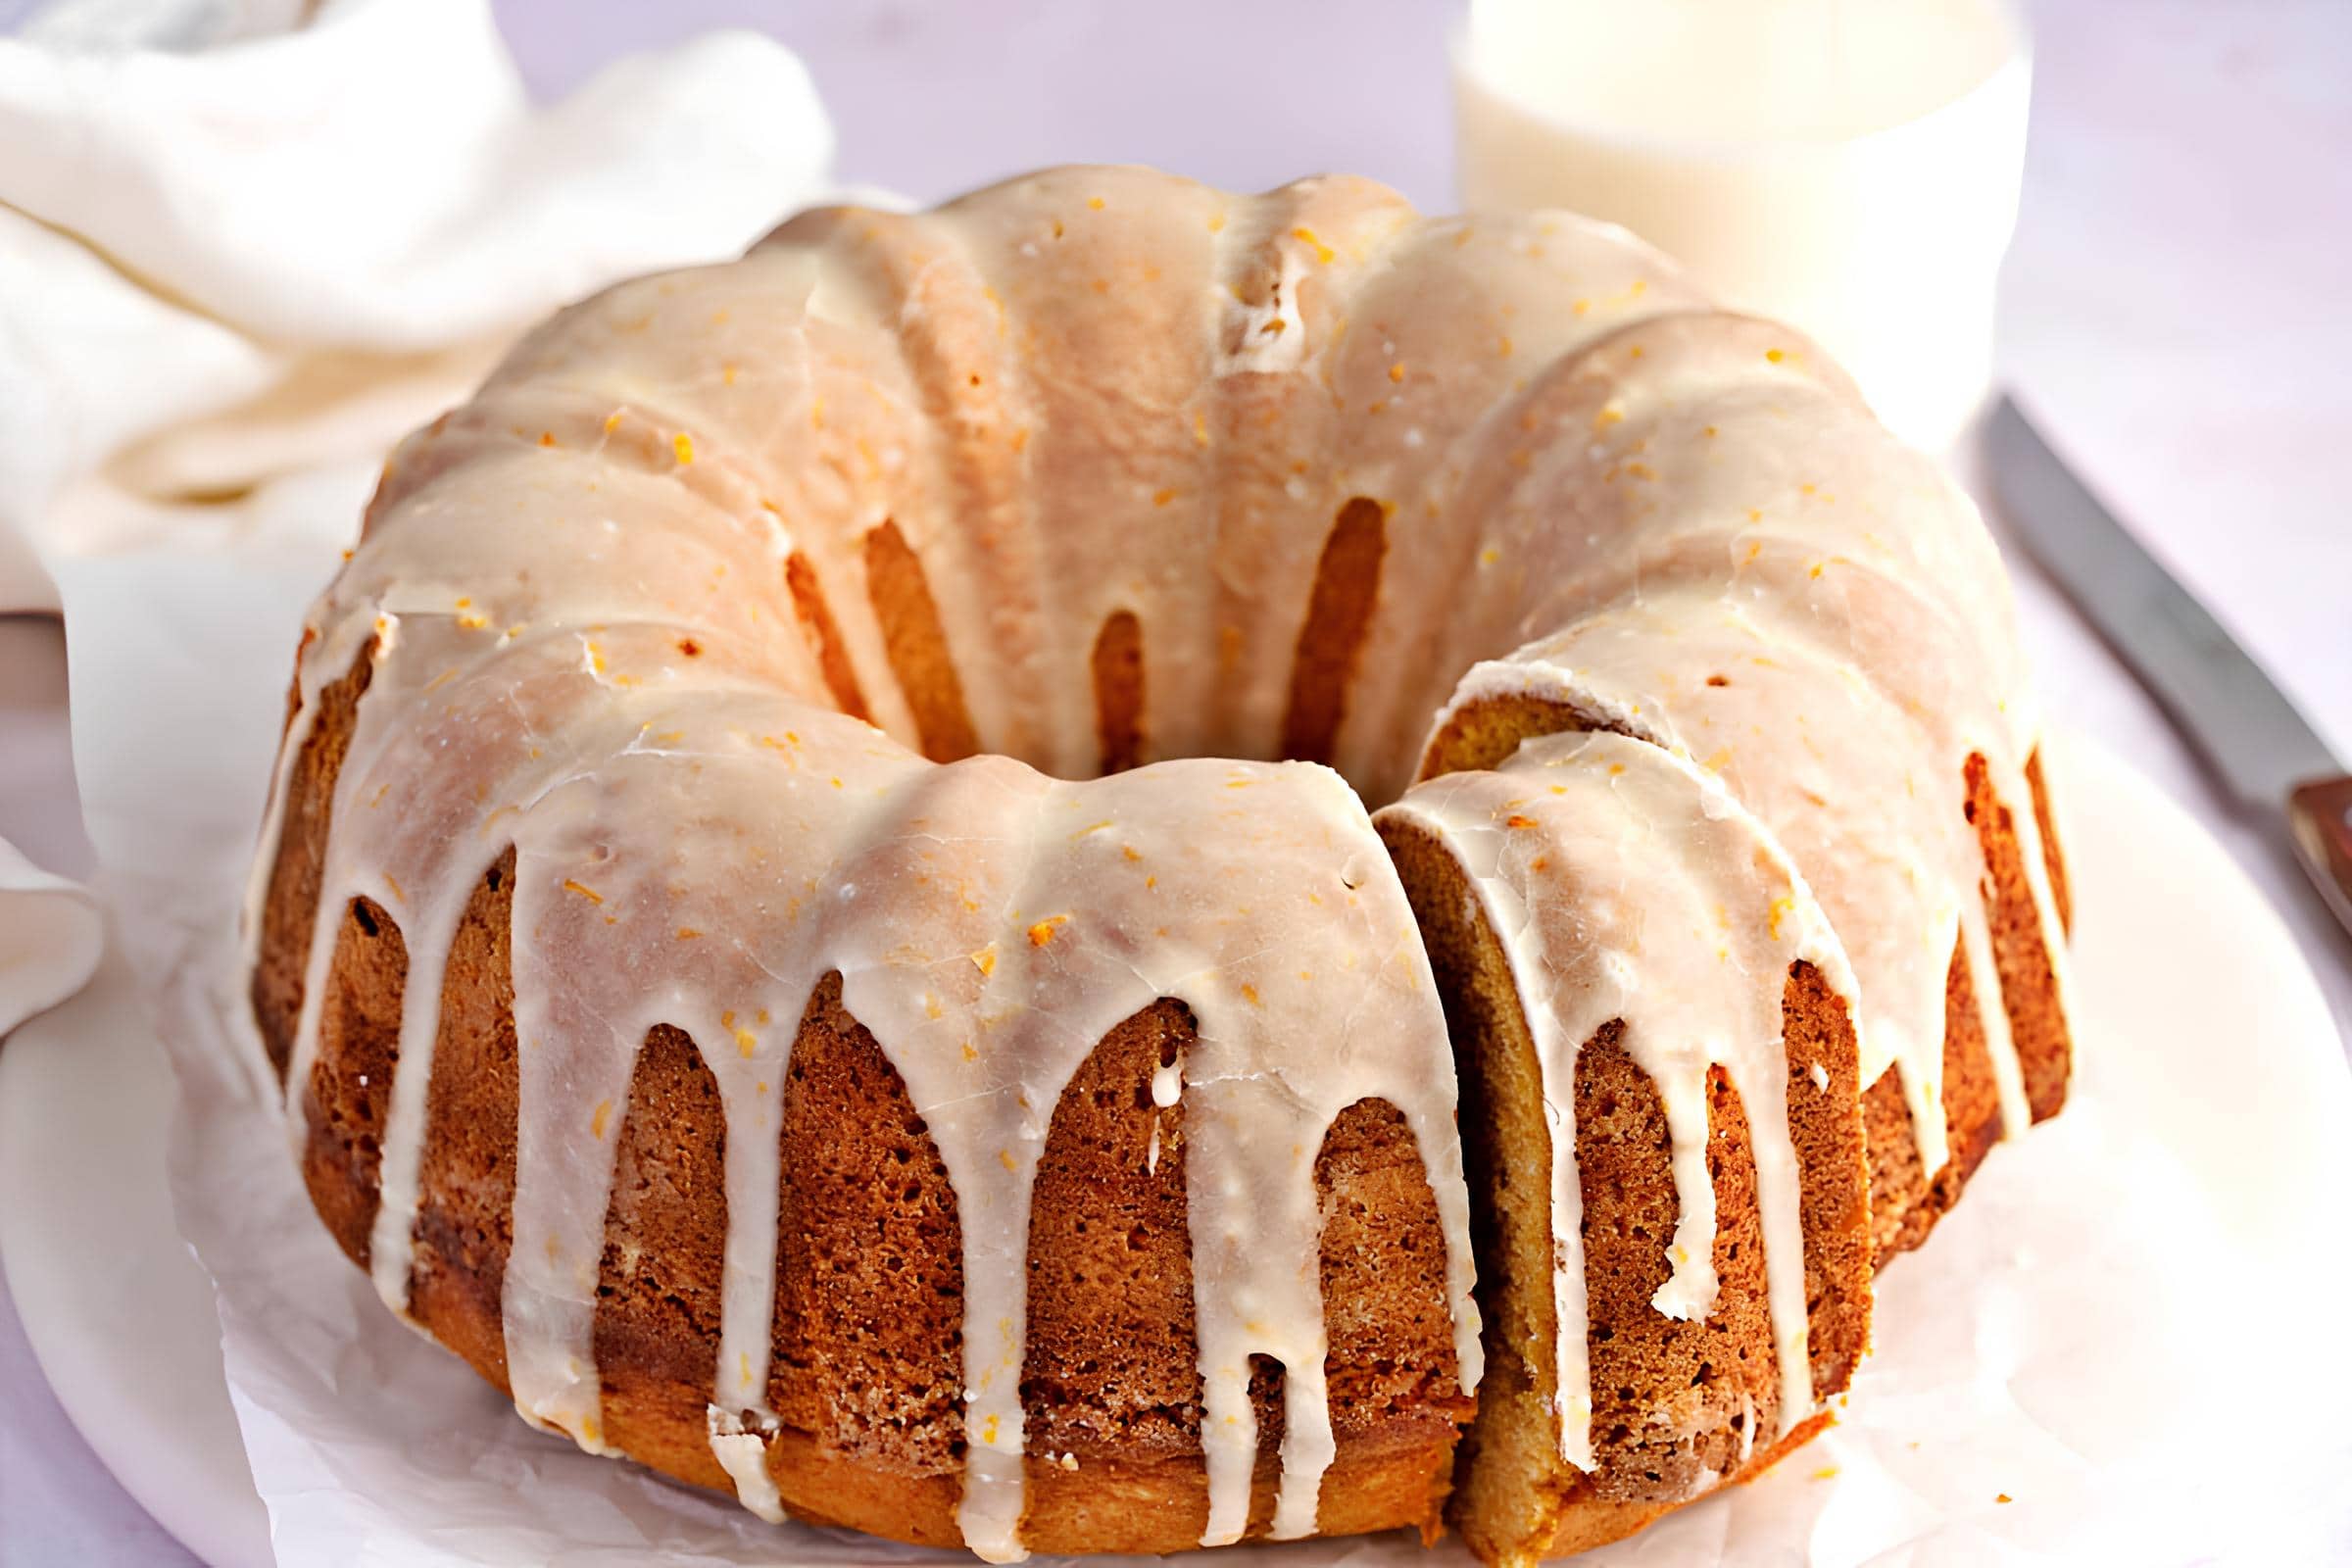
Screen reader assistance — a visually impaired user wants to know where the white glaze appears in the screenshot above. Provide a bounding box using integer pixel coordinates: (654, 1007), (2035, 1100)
(708, 1407), (785, 1524)
(1378, 730), (1855, 1473)
(1416, 304), (2067, 1177)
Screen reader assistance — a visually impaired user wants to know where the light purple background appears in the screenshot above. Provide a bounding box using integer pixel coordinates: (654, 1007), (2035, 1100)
(4, 2), (2349, 1562)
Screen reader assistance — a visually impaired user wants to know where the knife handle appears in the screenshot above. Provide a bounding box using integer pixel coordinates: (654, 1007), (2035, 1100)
(2288, 775), (2352, 944)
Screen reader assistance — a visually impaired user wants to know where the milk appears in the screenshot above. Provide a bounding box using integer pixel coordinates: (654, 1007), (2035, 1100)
(1455, 0), (2029, 453)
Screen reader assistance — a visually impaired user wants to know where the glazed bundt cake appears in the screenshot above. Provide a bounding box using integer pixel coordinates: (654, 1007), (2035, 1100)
(241, 166), (2072, 1563)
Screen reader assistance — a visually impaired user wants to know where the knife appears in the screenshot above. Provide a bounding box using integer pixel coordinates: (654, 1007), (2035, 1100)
(1985, 394), (2352, 944)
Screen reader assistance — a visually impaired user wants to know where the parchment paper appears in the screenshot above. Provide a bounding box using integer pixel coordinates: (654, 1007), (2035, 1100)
(58, 544), (2352, 1566)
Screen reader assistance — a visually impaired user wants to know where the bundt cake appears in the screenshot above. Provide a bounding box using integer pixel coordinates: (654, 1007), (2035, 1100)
(240, 166), (2073, 1563)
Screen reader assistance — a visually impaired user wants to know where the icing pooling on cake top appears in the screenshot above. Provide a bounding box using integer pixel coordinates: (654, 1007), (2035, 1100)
(242, 165), (2069, 1556)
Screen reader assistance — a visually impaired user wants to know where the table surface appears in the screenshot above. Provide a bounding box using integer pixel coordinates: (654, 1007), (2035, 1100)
(5, 1), (2348, 1561)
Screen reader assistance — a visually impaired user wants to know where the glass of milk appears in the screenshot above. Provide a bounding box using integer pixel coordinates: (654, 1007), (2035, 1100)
(1454, 0), (2030, 454)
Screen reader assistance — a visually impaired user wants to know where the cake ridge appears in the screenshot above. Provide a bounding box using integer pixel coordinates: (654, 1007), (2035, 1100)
(1376, 729), (1861, 1474)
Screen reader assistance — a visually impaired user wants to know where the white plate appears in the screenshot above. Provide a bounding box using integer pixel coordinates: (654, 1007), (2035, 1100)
(2, 731), (2346, 1567)
(0, 941), (270, 1568)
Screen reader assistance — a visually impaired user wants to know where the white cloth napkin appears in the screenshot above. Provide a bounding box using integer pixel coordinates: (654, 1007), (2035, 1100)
(0, 0), (838, 1034)
(0, 0), (838, 614)
(0, 835), (102, 1040)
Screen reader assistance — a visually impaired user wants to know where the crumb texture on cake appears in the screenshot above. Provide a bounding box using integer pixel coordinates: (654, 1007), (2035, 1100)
(1378, 732), (1876, 1562)
(244, 166), (2071, 1562)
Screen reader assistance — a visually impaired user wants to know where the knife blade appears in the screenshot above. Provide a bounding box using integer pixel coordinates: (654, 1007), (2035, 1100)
(1986, 394), (2352, 942)
(1987, 394), (2342, 804)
